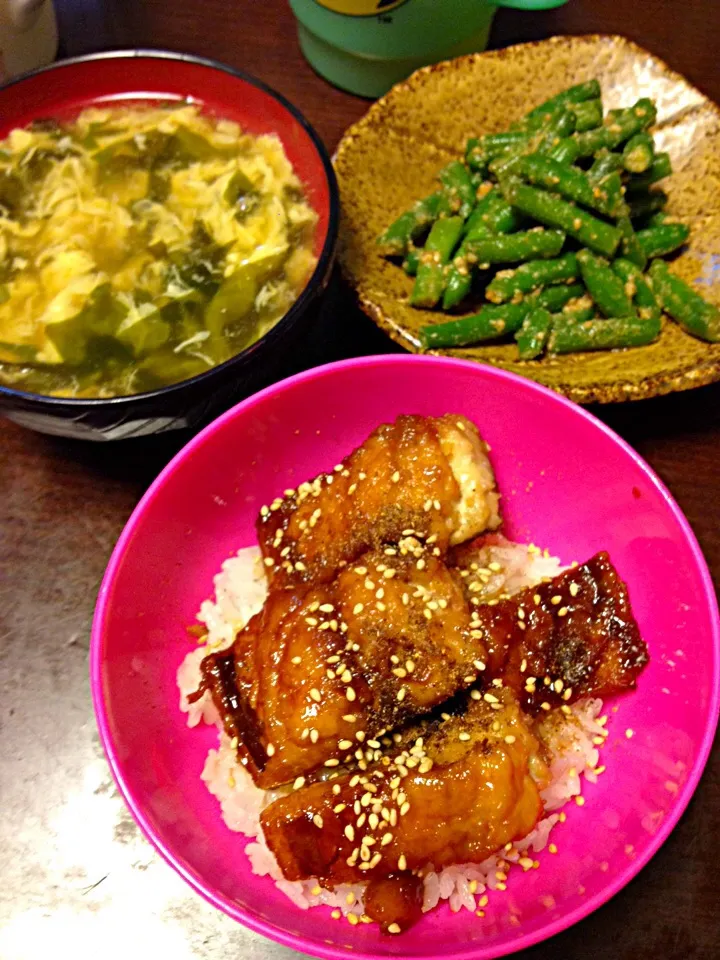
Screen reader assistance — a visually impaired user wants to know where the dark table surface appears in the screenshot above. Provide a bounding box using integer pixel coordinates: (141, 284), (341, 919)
(1, 2), (718, 959)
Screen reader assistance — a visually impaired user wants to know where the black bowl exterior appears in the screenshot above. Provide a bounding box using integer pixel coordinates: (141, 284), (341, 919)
(0, 51), (339, 440)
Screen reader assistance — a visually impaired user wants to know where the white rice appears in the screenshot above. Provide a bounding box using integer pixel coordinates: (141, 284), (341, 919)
(178, 540), (607, 921)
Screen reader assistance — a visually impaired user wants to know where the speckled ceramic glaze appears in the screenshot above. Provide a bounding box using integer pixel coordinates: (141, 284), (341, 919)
(335, 35), (720, 403)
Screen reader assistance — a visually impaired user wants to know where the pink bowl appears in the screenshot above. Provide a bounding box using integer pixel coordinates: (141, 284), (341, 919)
(91, 355), (719, 960)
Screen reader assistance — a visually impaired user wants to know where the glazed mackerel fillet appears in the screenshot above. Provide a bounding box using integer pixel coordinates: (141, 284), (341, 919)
(260, 690), (549, 932)
(190, 549), (647, 788)
(256, 414), (501, 588)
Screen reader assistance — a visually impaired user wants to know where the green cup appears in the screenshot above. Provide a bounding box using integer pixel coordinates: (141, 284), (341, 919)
(289, 0), (569, 98)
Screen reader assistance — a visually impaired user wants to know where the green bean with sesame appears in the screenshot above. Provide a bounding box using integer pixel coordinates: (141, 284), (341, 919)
(377, 82), (711, 358)
(636, 222), (689, 258)
(421, 302), (531, 348)
(648, 259), (720, 342)
(577, 249), (636, 318)
(515, 307), (553, 359)
(410, 216), (464, 308)
(622, 132), (655, 173)
(486, 252), (579, 303)
(500, 178), (621, 257)
(548, 313), (661, 353)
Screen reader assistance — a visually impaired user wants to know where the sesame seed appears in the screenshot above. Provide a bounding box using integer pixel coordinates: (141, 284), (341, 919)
(423, 609), (432, 620)
(264, 557), (275, 567)
(569, 582), (580, 597)
(625, 728), (634, 739)
(459, 732), (471, 741)
(346, 687), (357, 702)
(558, 606), (568, 617)
(551, 595), (561, 605)
(504, 735), (516, 744)
(230, 736), (239, 749)
(397, 854), (407, 871)
(483, 693), (499, 703)
(309, 688), (321, 702)
(344, 824), (355, 841)
(381, 832), (393, 846)
(365, 579), (375, 590)
(338, 739), (353, 750)
(354, 566), (367, 575)
(357, 813), (367, 829)
(313, 814), (323, 828)
(473, 659), (486, 671)
(397, 687), (407, 702)
(540, 701), (551, 711)
(325, 758), (340, 767)
(266, 743), (276, 757)
(423, 499), (432, 512)
(400, 801), (411, 816)
(347, 913), (359, 926)
(434, 499), (441, 510)
(470, 689), (481, 700)
(392, 471), (400, 483)
(310, 728), (319, 743)
(518, 608), (525, 620)
(575, 796), (585, 806)
(375, 588), (385, 600)
(388, 923), (401, 934)
(549, 843), (558, 854)
(331, 909), (341, 919)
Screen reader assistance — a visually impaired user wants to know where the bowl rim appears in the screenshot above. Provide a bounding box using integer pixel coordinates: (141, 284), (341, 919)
(90, 354), (720, 960)
(0, 48), (339, 407)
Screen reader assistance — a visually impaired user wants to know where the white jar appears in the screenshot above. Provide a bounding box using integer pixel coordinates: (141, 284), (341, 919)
(0, 0), (58, 82)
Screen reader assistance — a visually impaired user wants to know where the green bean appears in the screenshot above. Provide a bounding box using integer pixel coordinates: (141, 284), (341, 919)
(465, 138), (487, 175)
(636, 222), (690, 258)
(611, 258), (660, 321)
(604, 99), (657, 149)
(466, 228), (566, 264)
(518, 80), (602, 131)
(410, 216), (464, 308)
(377, 191), (448, 254)
(488, 151), (525, 179)
(403, 246), (420, 276)
(569, 98), (604, 132)
(438, 161), (476, 219)
(517, 153), (625, 217)
(500, 177), (621, 257)
(648, 259), (720, 342)
(486, 253), (579, 304)
(626, 152), (672, 193)
(560, 295), (595, 323)
(571, 127), (609, 158)
(482, 131), (530, 157)
(617, 216), (648, 270)
(442, 190), (499, 309)
(548, 313), (661, 353)
(515, 307), (552, 360)
(536, 283), (586, 312)
(628, 189), (668, 222)
(588, 150), (624, 180)
(577, 248), (635, 318)
(421, 302), (531, 348)
(622, 132), (655, 173)
(479, 190), (525, 234)
(548, 138), (581, 165)
(537, 109), (577, 151)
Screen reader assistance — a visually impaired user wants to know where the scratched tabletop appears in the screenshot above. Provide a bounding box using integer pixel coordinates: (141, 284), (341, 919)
(1, 2), (719, 959)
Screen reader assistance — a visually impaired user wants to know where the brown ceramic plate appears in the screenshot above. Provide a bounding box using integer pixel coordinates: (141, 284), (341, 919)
(335, 34), (720, 403)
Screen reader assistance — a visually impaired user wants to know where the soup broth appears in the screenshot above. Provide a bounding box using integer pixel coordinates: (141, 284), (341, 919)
(0, 104), (318, 397)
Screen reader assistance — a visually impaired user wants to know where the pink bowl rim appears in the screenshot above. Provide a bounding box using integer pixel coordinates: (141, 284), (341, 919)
(90, 354), (720, 960)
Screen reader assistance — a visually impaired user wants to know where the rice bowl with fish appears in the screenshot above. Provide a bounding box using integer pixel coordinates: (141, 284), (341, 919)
(176, 413), (648, 934)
